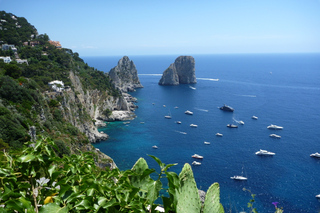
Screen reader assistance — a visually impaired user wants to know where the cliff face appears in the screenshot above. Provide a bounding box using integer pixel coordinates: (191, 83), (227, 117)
(109, 56), (143, 92)
(59, 70), (137, 143)
(159, 56), (196, 85)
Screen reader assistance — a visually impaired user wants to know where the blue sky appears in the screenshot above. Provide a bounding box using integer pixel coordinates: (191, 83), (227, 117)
(1, 0), (320, 56)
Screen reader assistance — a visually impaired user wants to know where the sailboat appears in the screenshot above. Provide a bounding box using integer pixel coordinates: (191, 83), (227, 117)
(230, 167), (247, 181)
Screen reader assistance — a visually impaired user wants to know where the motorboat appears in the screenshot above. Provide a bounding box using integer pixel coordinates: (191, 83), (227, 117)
(204, 141), (210, 145)
(267, 124), (283, 130)
(310, 152), (320, 158)
(192, 154), (203, 159)
(227, 124), (238, 128)
(316, 194), (320, 198)
(123, 121), (130, 124)
(230, 176), (247, 181)
(175, 106), (179, 109)
(269, 134), (281, 138)
(190, 124), (198, 128)
(255, 149), (275, 156)
(216, 133), (223, 137)
(252, 116), (258, 120)
(239, 120), (245, 125)
(176, 121), (181, 124)
(164, 115), (171, 119)
(185, 110), (193, 115)
(220, 104), (234, 112)
(152, 145), (158, 149)
(192, 161), (201, 165)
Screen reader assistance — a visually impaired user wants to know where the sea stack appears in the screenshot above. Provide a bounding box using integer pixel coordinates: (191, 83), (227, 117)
(108, 56), (143, 92)
(159, 56), (196, 85)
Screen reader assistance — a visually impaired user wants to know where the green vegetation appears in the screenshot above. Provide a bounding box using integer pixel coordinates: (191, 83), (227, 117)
(0, 138), (284, 213)
(0, 11), (121, 154)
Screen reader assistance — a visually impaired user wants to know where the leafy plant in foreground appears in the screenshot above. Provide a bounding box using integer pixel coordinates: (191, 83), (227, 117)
(0, 138), (282, 212)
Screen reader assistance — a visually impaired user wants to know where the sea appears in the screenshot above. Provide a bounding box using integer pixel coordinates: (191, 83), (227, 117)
(83, 53), (320, 213)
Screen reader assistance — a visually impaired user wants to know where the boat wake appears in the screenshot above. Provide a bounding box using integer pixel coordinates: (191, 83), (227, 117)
(189, 85), (196, 90)
(194, 108), (209, 112)
(236, 94), (257, 98)
(138, 74), (162, 76)
(233, 118), (244, 125)
(197, 78), (219, 81)
(174, 130), (187, 135)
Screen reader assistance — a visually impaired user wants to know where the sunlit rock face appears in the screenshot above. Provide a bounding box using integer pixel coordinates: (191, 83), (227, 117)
(159, 56), (196, 85)
(109, 56), (143, 92)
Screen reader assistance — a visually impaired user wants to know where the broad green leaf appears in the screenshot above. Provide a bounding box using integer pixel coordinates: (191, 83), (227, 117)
(74, 199), (91, 209)
(48, 165), (56, 178)
(163, 163), (178, 172)
(39, 203), (68, 213)
(18, 154), (36, 163)
(148, 155), (165, 168)
(97, 197), (107, 206)
(146, 180), (162, 204)
(34, 140), (42, 151)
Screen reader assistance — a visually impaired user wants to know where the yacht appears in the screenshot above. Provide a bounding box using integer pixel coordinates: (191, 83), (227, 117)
(176, 121), (181, 124)
(164, 115), (171, 119)
(230, 176), (247, 181)
(316, 194), (320, 198)
(255, 149), (275, 156)
(192, 154), (203, 159)
(204, 141), (210, 145)
(227, 124), (238, 128)
(190, 124), (198, 128)
(152, 145), (158, 149)
(269, 134), (281, 138)
(216, 133), (223, 137)
(310, 152), (320, 158)
(185, 110), (193, 115)
(192, 161), (201, 165)
(252, 116), (258, 120)
(239, 120), (245, 125)
(267, 124), (283, 130)
(220, 104), (234, 112)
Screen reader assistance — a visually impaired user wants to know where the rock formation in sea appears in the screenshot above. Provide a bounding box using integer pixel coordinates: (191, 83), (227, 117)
(109, 56), (143, 92)
(159, 56), (196, 85)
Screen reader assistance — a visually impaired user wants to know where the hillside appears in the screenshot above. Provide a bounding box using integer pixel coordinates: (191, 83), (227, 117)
(0, 11), (133, 167)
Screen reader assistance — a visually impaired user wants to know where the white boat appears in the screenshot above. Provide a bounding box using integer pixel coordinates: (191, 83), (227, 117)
(252, 116), (258, 120)
(204, 141), (210, 145)
(192, 154), (203, 159)
(255, 149), (275, 156)
(267, 124), (283, 130)
(231, 166), (247, 180)
(239, 120), (245, 125)
(192, 161), (201, 165)
(185, 110), (193, 115)
(216, 133), (223, 137)
(163, 105), (166, 107)
(190, 124), (198, 128)
(227, 124), (238, 128)
(164, 115), (172, 119)
(176, 121), (181, 124)
(230, 176), (247, 181)
(310, 152), (320, 158)
(316, 194), (320, 198)
(269, 134), (281, 138)
(123, 121), (130, 124)
(152, 145), (158, 149)
(175, 106), (179, 109)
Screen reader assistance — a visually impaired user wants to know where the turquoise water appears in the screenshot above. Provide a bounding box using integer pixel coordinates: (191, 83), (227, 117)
(84, 54), (320, 212)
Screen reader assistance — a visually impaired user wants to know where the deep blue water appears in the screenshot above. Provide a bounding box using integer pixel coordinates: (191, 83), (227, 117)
(84, 54), (320, 213)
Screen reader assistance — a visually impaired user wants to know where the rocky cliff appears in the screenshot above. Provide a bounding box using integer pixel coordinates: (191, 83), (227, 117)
(57, 70), (137, 144)
(109, 56), (143, 92)
(159, 56), (197, 85)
